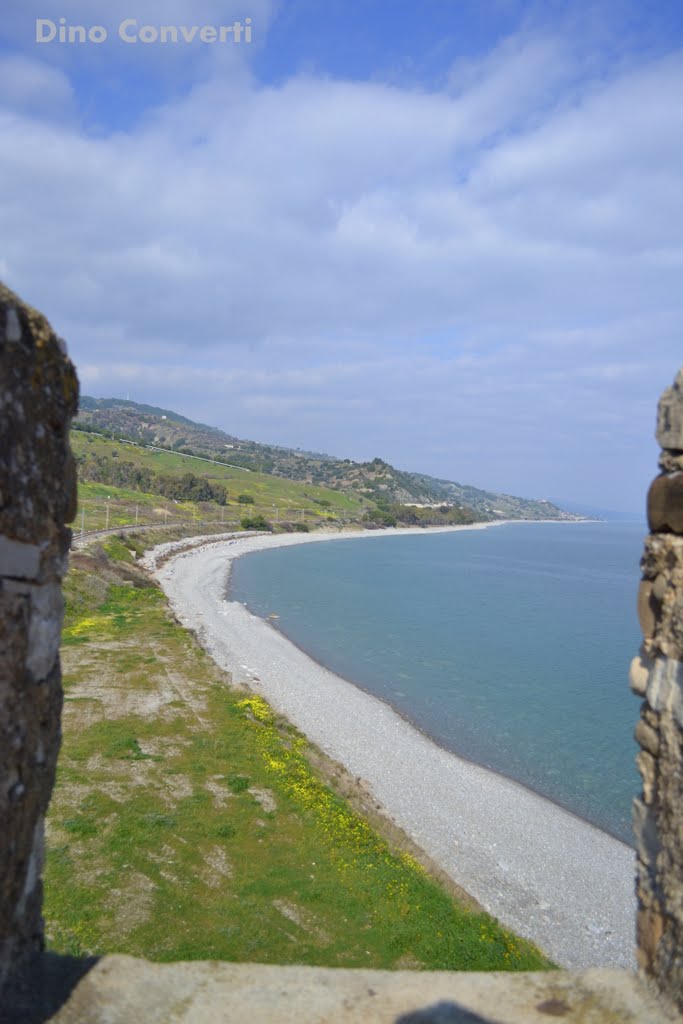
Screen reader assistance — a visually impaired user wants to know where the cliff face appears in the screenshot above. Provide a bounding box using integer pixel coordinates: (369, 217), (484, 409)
(0, 284), (78, 990)
(633, 367), (683, 1012)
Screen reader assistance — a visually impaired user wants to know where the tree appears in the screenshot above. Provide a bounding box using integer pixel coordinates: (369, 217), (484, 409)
(363, 508), (397, 528)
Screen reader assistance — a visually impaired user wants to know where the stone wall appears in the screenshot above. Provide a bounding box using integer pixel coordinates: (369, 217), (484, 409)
(632, 367), (683, 1012)
(0, 283), (78, 992)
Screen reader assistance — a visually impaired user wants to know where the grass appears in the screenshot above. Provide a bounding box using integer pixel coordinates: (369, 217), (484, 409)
(45, 545), (553, 971)
(71, 433), (366, 523)
(74, 480), (240, 534)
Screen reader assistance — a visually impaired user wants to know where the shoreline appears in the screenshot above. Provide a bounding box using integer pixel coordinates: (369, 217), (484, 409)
(149, 522), (637, 971)
(224, 517), (633, 844)
(247, 612), (632, 849)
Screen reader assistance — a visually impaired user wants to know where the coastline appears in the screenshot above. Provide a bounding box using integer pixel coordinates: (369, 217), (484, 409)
(149, 522), (636, 971)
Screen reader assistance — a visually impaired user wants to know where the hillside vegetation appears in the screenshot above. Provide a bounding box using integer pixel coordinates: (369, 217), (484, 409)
(74, 397), (577, 525)
(71, 432), (366, 535)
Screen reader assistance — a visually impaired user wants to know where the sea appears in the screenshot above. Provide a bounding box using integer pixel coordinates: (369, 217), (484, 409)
(229, 521), (646, 844)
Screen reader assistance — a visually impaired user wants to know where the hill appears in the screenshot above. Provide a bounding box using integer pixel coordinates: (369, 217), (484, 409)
(74, 397), (579, 523)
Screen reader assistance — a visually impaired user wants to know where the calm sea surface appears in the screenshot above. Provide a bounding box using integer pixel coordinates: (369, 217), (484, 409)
(229, 521), (645, 843)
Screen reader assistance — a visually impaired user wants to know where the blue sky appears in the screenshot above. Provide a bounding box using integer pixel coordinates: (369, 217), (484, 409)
(1, 1), (682, 513)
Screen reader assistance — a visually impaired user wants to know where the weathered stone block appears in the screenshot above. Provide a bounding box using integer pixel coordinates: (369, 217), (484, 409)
(656, 368), (683, 451)
(636, 906), (665, 972)
(637, 579), (658, 639)
(635, 749), (656, 804)
(652, 573), (668, 602)
(670, 594), (683, 664)
(645, 656), (683, 722)
(639, 533), (683, 659)
(635, 719), (660, 757)
(647, 473), (683, 534)
(0, 284), (78, 548)
(640, 532), (683, 582)
(629, 652), (651, 696)
(659, 449), (683, 473)
(0, 538), (41, 581)
(633, 797), (661, 865)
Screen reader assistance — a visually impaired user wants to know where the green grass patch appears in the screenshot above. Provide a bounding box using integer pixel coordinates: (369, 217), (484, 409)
(101, 536), (136, 563)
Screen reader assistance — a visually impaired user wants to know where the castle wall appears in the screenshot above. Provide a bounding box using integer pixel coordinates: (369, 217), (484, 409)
(0, 284), (78, 990)
(633, 368), (683, 1012)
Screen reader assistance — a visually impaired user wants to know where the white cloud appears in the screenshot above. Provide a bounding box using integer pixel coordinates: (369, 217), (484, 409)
(4, 45), (680, 346)
(447, 33), (574, 136)
(0, 55), (75, 118)
(0, 19), (680, 510)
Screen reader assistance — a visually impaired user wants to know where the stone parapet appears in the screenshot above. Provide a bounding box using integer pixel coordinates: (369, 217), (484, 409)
(0, 284), (78, 992)
(19, 956), (676, 1024)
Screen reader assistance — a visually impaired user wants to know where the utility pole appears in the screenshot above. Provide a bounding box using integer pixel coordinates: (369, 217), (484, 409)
(135, 504), (139, 526)
(80, 507), (85, 535)
(105, 500), (110, 531)
(164, 506), (169, 524)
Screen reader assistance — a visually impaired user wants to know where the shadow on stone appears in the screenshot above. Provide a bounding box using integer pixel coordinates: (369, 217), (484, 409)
(396, 1001), (494, 1023)
(1, 954), (99, 1024)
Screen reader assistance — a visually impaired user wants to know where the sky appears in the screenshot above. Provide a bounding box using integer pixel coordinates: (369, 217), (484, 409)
(1, 1), (682, 514)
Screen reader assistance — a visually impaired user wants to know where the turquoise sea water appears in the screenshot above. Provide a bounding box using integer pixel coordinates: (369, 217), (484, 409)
(229, 521), (645, 843)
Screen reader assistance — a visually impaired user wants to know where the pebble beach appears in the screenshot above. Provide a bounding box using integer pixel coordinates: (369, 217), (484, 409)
(149, 526), (637, 971)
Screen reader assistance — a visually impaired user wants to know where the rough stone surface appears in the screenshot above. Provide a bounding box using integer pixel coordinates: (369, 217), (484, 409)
(637, 578), (658, 639)
(657, 368), (683, 451)
(24, 956), (681, 1024)
(659, 450), (683, 473)
(629, 651), (651, 696)
(648, 473), (683, 534)
(635, 365), (683, 1014)
(635, 720), (659, 758)
(0, 283), (78, 993)
(640, 533), (683, 660)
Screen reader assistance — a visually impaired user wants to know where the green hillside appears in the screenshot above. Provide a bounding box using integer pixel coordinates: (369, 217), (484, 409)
(72, 432), (366, 535)
(73, 397), (579, 527)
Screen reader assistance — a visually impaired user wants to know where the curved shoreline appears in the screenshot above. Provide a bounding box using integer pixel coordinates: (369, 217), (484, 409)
(150, 524), (637, 971)
(237, 609), (632, 848)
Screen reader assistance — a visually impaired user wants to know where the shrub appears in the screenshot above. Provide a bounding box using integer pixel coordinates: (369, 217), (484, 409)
(215, 823), (236, 839)
(363, 508), (397, 528)
(228, 775), (250, 793)
(237, 493), (255, 504)
(241, 514), (272, 531)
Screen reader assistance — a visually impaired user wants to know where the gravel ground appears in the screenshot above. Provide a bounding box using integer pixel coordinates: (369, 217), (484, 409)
(153, 527), (637, 971)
